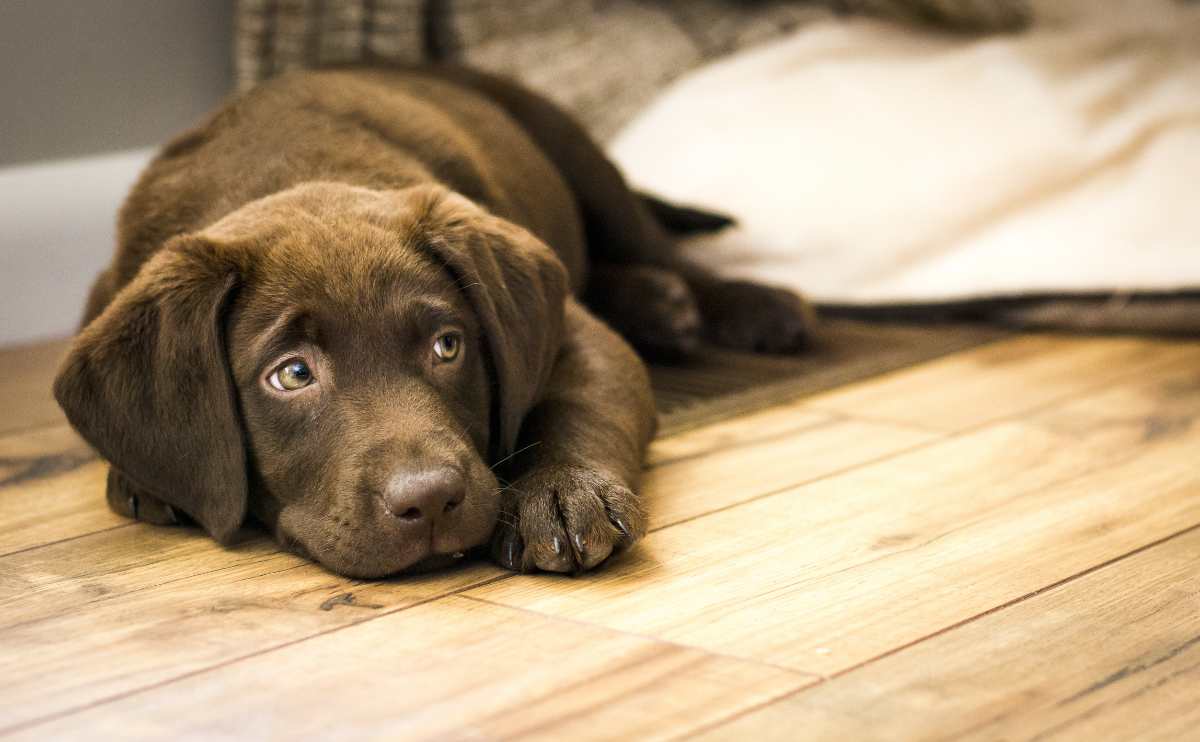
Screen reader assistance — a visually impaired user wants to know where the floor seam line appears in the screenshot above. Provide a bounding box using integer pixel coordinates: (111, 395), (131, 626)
(825, 520), (1200, 680)
(0, 570), (518, 737)
(0, 523), (131, 560)
(647, 347), (1200, 535)
(646, 414), (843, 470)
(676, 521), (1200, 738)
(458, 593), (823, 680)
(666, 681), (824, 741)
(646, 431), (952, 534)
(804, 342), (1198, 433)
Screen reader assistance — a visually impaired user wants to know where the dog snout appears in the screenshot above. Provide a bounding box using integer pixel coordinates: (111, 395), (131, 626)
(382, 467), (466, 523)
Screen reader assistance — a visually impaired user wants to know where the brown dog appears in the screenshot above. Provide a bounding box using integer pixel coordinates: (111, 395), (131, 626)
(53, 66), (812, 577)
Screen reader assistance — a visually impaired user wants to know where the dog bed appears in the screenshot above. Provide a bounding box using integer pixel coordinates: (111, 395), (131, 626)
(610, 1), (1200, 334)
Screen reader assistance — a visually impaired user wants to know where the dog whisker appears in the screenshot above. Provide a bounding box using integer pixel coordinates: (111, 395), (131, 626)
(488, 440), (542, 472)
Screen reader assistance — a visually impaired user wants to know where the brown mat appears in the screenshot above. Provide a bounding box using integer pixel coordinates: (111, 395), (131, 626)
(822, 292), (1200, 338)
(652, 319), (1009, 435)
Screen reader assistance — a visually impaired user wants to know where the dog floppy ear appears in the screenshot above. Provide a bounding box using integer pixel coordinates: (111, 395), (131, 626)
(53, 235), (248, 543)
(411, 189), (569, 458)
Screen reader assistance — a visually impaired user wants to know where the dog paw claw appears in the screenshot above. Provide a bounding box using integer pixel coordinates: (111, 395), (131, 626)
(493, 528), (523, 571)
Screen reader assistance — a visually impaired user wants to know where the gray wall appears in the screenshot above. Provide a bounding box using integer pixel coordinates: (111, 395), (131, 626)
(1, 0), (234, 165)
(0, 0), (235, 345)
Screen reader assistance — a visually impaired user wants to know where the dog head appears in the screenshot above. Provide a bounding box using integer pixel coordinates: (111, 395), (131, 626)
(54, 182), (568, 576)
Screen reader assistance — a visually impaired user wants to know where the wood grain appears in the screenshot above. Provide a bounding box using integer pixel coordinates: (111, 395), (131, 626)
(467, 354), (1200, 675)
(0, 425), (108, 556)
(0, 529), (505, 731)
(699, 528), (1200, 742)
(807, 335), (1195, 431)
(644, 412), (934, 530)
(651, 320), (1007, 432)
(0, 339), (68, 435)
(7, 596), (812, 740)
(646, 406), (835, 468)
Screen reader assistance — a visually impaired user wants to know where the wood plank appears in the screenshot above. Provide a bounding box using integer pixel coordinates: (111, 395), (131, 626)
(652, 320), (1007, 433)
(466, 353), (1200, 676)
(646, 406), (836, 468)
(0, 425), (109, 556)
(5, 596), (812, 740)
(644, 412), (934, 530)
(699, 529), (1200, 742)
(1, 522), (279, 627)
(806, 335), (1196, 431)
(0, 338), (69, 435)
(0, 528), (506, 731)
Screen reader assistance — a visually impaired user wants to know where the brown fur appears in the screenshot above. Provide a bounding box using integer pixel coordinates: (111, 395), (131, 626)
(54, 66), (813, 577)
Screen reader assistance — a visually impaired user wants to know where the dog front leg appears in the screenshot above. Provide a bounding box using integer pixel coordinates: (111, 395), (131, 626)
(490, 299), (656, 573)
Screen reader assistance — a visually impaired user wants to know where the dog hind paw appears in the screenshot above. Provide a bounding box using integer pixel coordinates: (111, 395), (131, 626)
(587, 266), (702, 360)
(699, 280), (816, 354)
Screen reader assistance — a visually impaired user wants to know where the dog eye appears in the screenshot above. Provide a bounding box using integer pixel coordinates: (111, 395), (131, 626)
(268, 359), (315, 391)
(433, 332), (463, 363)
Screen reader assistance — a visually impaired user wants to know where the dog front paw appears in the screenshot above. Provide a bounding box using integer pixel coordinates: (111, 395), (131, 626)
(699, 280), (816, 354)
(491, 465), (646, 574)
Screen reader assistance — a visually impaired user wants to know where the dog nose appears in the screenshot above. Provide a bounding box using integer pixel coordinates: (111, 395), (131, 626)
(382, 467), (466, 523)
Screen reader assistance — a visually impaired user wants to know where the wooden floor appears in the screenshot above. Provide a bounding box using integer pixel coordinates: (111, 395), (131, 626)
(2, 332), (1199, 740)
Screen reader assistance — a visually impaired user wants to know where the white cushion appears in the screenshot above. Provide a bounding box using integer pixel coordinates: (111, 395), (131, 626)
(609, 3), (1200, 305)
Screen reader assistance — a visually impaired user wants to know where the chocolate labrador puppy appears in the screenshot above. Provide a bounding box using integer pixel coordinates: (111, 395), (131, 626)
(54, 66), (812, 577)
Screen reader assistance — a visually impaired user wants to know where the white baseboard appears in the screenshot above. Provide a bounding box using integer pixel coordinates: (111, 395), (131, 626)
(0, 147), (155, 346)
